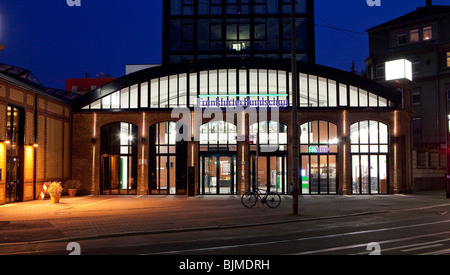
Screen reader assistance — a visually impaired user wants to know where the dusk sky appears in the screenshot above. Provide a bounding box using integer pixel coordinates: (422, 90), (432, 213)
(0, 0), (448, 90)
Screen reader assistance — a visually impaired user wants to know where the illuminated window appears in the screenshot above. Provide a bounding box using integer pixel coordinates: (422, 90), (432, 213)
(447, 52), (450, 68)
(351, 121), (389, 195)
(423, 26), (432, 40)
(410, 29), (419, 42)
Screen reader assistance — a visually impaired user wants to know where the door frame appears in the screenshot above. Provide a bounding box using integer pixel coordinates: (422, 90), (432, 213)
(200, 154), (237, 195)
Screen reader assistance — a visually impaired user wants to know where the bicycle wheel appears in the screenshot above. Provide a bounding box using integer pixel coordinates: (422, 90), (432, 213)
(241, 192), (257, 208)
(265, 193), (281, 209)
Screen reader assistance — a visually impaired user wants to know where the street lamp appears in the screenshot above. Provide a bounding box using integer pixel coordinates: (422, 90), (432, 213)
(385, 59), (414, 194)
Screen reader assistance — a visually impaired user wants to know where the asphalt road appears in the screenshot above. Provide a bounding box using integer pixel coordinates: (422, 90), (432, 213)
(2, 202), (449, 256)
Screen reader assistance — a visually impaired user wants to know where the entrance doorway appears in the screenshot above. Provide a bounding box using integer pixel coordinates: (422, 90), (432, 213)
(100, 122), (138, 195)
(301, 154), (338, 194)
(5, 156), (19, 203)
(5, 105), (24, 203)
(101, 155), (137, 195)
(250, 155), (287, 194)
(200, 155), (236, 195)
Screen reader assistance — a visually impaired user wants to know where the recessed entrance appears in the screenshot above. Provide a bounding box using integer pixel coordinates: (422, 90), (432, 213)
(200, 155), (236, 195)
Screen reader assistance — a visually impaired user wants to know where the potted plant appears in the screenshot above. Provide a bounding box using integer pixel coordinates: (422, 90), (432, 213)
(65, 180), (81, 197)
(47, 182), (63, 203)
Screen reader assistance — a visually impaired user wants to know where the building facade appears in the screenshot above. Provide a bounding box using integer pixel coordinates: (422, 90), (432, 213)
(71, 58), (413, 196)
(0, 64), (77, 205)
(163, 0), (315, 64)
(366, 2), (450, 190)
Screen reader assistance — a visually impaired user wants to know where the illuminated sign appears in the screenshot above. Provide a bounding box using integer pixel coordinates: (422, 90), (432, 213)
(197, 95), (289, 108)
(308, 146), (330, 154)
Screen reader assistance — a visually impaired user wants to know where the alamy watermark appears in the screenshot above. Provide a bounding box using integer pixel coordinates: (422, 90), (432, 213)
(67, 0), (81, 7)
(367, 0), (381, 7)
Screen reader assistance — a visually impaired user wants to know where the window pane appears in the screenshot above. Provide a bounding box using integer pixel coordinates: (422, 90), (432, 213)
(328, 80), (337, 107)
(169, 75), (178, 108)
(359, 89), (368, 107)
(339, 84), (348, 106)
(350, 86), (358, 107)
(368, 93), (378, 107)
(179, 74), (187, 107)
(318, 77), (328, 107)
(160, 77), (169, 108)
(130, 84), (138, 109)
(140, 82), (148, 108)
(190, 73), (198, 107)
(111, 91), (120, 109)
(151, 79), (159, 108)
(121, 88), (129, 109)
(102, 95), (111, 109)
(359, 121), (369, 144)
(299, 73), (308, 107)
(228, 69), (237, 94)
(309, 75), (318, 107)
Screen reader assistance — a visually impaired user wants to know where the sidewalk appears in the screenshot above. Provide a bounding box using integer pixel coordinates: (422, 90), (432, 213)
(0, 190), (449, 245)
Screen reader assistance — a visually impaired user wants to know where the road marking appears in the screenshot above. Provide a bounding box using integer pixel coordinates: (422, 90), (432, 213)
(357, 237), (450, 255)
(401, 244), (444, 253)
(143, 220), (450, 255)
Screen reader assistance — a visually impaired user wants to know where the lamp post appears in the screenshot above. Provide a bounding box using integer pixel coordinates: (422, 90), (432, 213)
(385, 59), (414, 194)
(290, 0), (300, 215)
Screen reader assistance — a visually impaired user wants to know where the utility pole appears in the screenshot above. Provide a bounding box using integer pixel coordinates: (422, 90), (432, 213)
(290, 0), (300, 215)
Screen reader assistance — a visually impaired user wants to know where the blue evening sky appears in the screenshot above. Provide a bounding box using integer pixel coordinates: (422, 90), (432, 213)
(0, 0), (447, 89)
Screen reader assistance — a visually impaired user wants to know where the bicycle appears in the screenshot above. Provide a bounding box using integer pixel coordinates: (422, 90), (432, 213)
(241, 188), (281, 209)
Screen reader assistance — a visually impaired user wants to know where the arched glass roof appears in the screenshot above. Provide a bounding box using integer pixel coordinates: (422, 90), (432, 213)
(73, 58), (401, 111)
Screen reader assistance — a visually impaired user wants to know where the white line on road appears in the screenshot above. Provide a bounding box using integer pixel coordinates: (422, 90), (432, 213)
(143, 220), (450, 255)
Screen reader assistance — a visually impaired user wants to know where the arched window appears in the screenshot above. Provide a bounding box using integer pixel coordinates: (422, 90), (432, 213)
(249, 121), (288, 194)
(149, 121), (187, 195)
(299, 121), (338, 195)
(100, 122), (138, 195)
(350, 121), (389, 194)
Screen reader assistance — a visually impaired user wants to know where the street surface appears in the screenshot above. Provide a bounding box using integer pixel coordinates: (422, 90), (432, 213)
(0, 191), (449, 256)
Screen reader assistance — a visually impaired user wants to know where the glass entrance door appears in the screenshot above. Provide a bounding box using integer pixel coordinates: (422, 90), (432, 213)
(250, 155), (287, 194)
(301, 154), (338, 195)
(200, 155), (236, 195)
(5, 156), (19, 203)
(101, 155), (137, 195)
